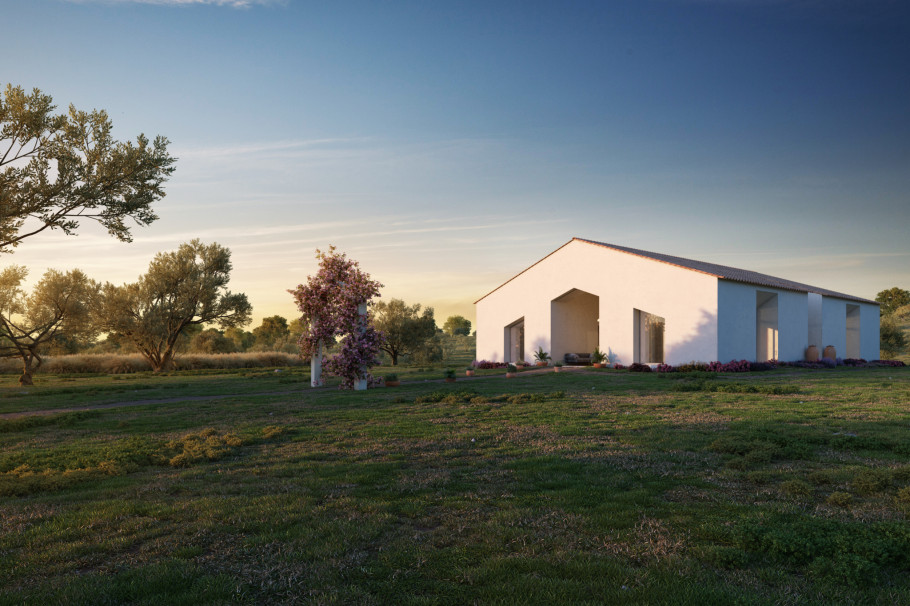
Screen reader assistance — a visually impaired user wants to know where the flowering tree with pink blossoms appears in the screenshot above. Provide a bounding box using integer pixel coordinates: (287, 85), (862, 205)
(288, 247), (384, 389)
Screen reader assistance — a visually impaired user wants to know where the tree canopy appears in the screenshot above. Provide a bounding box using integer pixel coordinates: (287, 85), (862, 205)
(0, 84), (175, 253)
(876, 287), (910, 318)
(442, 315), (472, 336)
(289, 247), (384, 388)
(372, 299), (440, 366)
(100, 240), (251, 371)
(252, 315), (291, 351)
(0, 266), (99, 384)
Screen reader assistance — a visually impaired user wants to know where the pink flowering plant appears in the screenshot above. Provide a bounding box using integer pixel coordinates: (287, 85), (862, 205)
(288, 247), (385, 389)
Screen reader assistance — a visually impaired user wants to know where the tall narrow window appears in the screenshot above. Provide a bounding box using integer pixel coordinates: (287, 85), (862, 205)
(636, 310), (665, 364)
(756, 291), (778, 362)
(504, 318), (525, 363)
(846, 304), (860, 358)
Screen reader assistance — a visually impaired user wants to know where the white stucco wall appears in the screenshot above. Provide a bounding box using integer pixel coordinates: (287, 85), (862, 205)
(808, 293), (822, 349)
(717, 280), (809, 362)
(860, 303), (880, 359)
(475, 240), (719, 365)
(820, 297), (880, 360)
(821, 297), (847, 359)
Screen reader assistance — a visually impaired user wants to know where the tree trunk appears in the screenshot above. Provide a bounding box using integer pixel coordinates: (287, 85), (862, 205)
(19, 356), (34, 386)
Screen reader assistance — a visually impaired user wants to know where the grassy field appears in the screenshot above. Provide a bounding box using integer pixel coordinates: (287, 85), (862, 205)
(1, 366), (909, 604)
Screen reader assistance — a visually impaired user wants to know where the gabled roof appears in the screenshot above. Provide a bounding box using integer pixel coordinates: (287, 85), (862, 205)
(475, 238), (878, 305)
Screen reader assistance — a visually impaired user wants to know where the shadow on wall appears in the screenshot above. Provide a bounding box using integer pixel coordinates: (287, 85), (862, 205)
(664, 308), (717, 364)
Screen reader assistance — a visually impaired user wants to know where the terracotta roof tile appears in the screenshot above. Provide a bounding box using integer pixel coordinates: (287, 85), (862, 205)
(576, 238), (877, 305)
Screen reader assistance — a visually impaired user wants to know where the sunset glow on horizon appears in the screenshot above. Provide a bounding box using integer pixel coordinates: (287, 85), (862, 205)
(5, 0), (909, 327)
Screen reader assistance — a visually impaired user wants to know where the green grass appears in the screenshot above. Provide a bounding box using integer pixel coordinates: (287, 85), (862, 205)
(1, 367), (909, 604)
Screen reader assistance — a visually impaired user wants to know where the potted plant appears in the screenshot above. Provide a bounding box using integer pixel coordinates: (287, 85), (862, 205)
(384, 373), (400, 387)
(554, 361), (564, 373)
(465, 366), (475, 377)
(444, 369), (456, 383)
(533, 346), (551, 367)
(506, 363), (518, 378)
(591, 347), (607, 368)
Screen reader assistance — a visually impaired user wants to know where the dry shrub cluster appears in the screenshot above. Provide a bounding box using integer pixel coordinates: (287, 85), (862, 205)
(0, 352), (305, 375)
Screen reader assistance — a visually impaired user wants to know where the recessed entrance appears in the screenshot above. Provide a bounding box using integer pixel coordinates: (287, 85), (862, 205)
(846, 304), (860, 358)
(756, 291), (778, 362)
(634, 309), (665, 364)
(550, 289), (599, 362)
(504, 317), (525, 363)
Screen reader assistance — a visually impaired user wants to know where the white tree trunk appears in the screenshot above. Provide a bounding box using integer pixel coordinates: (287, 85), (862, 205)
(311, 339), (323, 387)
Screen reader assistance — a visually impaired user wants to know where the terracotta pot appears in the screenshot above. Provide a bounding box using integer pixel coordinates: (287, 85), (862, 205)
(385, 380), (401, 387)
(554, 366), (562, 373)
(806, 345), (819, 362)
(465, 370), (475, 377)
(592, 363), (605, 368)
(445, 377), (456, 383)
(506, 372), (516, 378)
(823, 345), (836, 360)
(536, 361), (548, 367)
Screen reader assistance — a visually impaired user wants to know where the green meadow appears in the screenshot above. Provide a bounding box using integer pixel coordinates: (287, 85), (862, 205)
(1, 366), (909, 605)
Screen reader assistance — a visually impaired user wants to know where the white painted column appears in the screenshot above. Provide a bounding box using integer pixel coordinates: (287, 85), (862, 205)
(310, 339), (323, 387)
(353, 302), (368, 391)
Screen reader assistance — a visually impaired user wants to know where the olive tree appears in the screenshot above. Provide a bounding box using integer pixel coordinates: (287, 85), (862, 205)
(442, 315), (471, 336)
(0, 266), (99, 385)
(100, 240), (251, 371)
(1, 84), (175, 253)
(876, 287), (910, 318)
(371, 298), (440, 366)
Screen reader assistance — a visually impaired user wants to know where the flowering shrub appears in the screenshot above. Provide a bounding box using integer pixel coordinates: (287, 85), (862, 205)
(289, 247), (384, 388)
(819, 358), (837, 369)
(629, 362), (652, 372)
(675, 361), (709, 373)
(870, 359), (906, 367)
(473, 359), (508, 369)
(707, 359), (751, 373)
(777, 360), (827, 369)
(655, 364), (675, 373)
(842, 358), (867, 366)
(613, 363), (625, 370)
(322, 324), (384, 389)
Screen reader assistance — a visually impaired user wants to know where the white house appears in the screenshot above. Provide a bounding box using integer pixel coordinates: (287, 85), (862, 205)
(475, 238), (880, 365)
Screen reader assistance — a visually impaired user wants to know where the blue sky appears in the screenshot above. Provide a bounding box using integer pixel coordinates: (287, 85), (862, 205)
(5, 0), (909, 325)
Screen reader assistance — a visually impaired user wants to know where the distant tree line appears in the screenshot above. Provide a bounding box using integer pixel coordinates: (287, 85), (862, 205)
(0, 83), (475, 383)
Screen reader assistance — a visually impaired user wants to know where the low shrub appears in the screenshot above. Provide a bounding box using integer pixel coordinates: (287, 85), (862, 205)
(674, 361), (709, 372)
(827, 492), (853, 507)
(781, 479), (812, 498)
(654, 363), (674, 373)
(842, 358), (867, 367)
(896, 487), (910, 513)
(472, 359), (507, 369)
(851, 469), (891, 495)
(707, 359), (751, 373)
(870, 359), (906, 367)
(628, 362), (652, 373)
